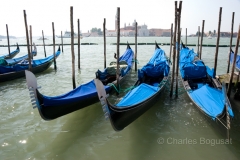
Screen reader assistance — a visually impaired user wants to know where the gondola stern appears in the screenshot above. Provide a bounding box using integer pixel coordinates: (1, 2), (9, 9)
(16, 43), (19, 50)
(127, 41), (131, 49)
(58, 45), (61, 52)
(32, 43), (37, 56)
(155, 41), (160, 49)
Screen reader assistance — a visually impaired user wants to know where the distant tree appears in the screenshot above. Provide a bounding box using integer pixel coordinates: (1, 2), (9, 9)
(195, 31), (202, 36)
(90, 28), (103, 35)
(91, 28), (98, 33)
(209, 31), (212, 35)
(97, 28), (103, 35)
(213, 30), (216, 35)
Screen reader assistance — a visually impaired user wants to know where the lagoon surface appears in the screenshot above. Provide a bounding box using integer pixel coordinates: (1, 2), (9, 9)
(0, 36), (240, 159)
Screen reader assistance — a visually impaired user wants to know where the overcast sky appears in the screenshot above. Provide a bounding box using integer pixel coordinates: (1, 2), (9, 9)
(0, 0), (239, 37)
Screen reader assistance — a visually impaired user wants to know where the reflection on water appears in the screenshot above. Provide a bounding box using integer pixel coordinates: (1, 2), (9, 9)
(0, 37), (240, 159)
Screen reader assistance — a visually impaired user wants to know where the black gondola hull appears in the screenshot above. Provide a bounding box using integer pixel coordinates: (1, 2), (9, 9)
(34, 73), (131, 120)
(0, 61), (53, 82)
(106, 83), (166, 131)
(36, 88), (111, 120)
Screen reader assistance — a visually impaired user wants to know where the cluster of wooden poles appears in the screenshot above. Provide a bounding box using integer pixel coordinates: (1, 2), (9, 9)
(168, 2), (240, 99)
(3, 9), (83, 79)
(3, 3), (240, 98)
(8, 9), (83, 89)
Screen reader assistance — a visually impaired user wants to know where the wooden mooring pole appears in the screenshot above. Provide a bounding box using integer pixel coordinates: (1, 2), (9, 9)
(42, 30), (47, 57)
(116, 7), (120, 92)
(135, 21), (138, 71)
(222, 82), (231, 140)
(197, 26), (200, 55)
(70, 6), (76, 89)
(52, 22), (56, 70)
(77, 19), (80, 69)
(169, 23), (173, 60)
(199, 20), (205, 59)
(213, 7), (222, 78)
(227, 12), (235, 73)
(175, 1), (182, 98)
(103, 18), (106, 69)
(23, 10), (32, 71)
(6, 24), (10, 56)
(30, 25), (32, 55)
(61, 31), (64, 53)
(185, 28), (187, 46)
(170, 1), (178, 98)
(227, 25), (240, 97)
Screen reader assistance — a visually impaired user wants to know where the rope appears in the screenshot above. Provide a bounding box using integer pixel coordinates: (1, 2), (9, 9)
(108, 83), (136, 94)
(132, 59), (139, 64)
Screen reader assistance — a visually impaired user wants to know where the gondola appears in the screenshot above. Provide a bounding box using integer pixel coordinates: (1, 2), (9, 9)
(0, 46), (61, 82)
(25, 43), (134, 120)
(94, 43), (170, 131)
(1, 43), (37, 66)
(179, 44), (234, 129)
(0, 43), (20, 59)
(230, 49), (240, 71)
(229, 49), (240, 100)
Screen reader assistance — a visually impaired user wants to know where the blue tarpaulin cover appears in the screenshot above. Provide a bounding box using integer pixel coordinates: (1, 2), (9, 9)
(42, 80), (111, 106)
(4, 50), (37, 66)
(230, 51), (240, 70)
(189, 84), (234, 120)
(139, 48), (170, 79)
(179, 47), (206, 79)
(116, 83), (159, 107)
(0, 50), (60, 74)
(116, 48), (169, 107)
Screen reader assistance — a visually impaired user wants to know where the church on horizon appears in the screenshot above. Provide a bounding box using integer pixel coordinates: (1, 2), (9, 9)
(105, 12), (171, 37)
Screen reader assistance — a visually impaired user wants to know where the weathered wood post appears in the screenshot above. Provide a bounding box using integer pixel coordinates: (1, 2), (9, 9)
(42, 30), (47, 57)
(77, 19), (80, 69)
(199, 20), (205, 59)
(135, 21), (138, 71)
(116, 7), (120, 92)
(170, 1), (178, 98)
(30, 25), (33, 55)
(52, 22), (56, 70)
(197, 26), (200, 55)
(175, 1), (182, 98)
(227, 12), (235, 73)
(103, 18), (106, 68)
(213, 7), (222, 78)
(227, 25), (240, 97)
(169, 23), (173, 60)
(70, 6), (76, 89)
(222, 82), (230, 140)
(61, 31), (64, 53)
(185, 28), (187, 46)
(6, 24), (10, 56)
(23, 10), (32, 71)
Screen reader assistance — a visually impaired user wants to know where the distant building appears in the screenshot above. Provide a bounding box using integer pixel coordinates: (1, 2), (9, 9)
(106, 30), (117, 37)
(138, 24), (149, 36)
(149, 29), (171, 37)
(120, 29), (135, 37)
(90, 11), (171, 37)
